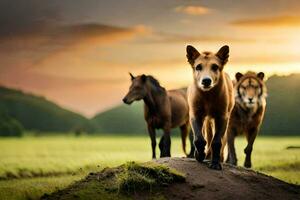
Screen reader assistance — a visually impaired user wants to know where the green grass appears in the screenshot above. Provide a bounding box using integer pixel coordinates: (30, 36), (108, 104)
(40, 161), (184, 200)
(0, 135), (299, 200)
(117, 161), (185, 194)
(0, 174), (83, 200)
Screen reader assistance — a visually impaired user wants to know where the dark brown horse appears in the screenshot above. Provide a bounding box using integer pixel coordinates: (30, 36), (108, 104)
(123, 73), (194, 158)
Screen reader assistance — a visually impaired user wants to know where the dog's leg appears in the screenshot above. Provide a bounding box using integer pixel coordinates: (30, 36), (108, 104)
(188, 129), (195, 158)
(226, 127), (238, 166)
(244, 128), (258, 168)
(210, 116), (228, 170)
(190, 117), (206, 162)
(205, 120), (214, 160)
(147, 124), (156, 159)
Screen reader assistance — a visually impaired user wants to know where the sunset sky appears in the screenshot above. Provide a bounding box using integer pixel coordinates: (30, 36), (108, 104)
(1, 0), (300, 116)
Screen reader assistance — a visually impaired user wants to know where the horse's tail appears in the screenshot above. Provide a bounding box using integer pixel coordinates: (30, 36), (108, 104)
(181, 126), (189, 156)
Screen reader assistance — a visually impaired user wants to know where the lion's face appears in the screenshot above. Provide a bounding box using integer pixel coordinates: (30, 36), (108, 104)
(235, 72), (266, 109)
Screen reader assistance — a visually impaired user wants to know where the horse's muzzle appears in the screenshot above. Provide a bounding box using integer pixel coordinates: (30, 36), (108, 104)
(122, 97), (131, 104)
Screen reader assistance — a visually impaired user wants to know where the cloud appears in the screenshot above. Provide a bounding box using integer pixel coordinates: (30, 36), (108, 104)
(0, 23), (148, 53)
(175, 5), (211, 16)
(143, 32), (254, 44)
(0, 0), (150, 80)
(0, 0), (151, 107)
(231, 16), (300, 27)
(0, 0), (149, 55)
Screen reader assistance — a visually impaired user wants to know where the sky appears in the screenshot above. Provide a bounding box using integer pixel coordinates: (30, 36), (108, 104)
(1, 0), (300, 116)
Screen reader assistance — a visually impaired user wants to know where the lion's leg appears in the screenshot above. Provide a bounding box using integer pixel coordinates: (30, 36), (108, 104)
(244, 127), (258, 168)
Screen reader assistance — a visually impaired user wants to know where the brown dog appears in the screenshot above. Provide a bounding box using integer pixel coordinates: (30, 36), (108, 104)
(186, 45), (234, 170)
(123, 73), (194, 158)
(226, 71), (267, 168)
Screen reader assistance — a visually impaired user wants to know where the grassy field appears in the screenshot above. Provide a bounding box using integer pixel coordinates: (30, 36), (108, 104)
(0, 135), (299, 200)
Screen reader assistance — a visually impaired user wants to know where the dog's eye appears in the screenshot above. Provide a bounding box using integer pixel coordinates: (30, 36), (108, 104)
(195, 64), (202, 71)
(211, 64), (219, 72)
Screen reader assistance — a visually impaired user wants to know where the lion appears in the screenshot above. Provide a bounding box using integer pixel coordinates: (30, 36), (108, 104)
(226, 71), (267, 168)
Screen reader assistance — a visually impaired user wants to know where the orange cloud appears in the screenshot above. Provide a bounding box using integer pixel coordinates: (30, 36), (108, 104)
(175, 5), (211, 16)
(143, 32), (254, 43)
(0, 23), (149, 53)
(231, 16), (300, 27)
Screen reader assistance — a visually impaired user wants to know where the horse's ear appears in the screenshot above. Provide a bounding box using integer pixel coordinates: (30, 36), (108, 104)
(129, 72), (135, 80)
(235, 72), (243, 81)
(186, 45), (200, 66)
(141, 74), (147, 82)
(257, 72), (264, 80)
(216, 45), (229, 65)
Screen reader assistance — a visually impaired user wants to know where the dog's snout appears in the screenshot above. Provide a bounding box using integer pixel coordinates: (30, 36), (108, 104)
(248, 97), (253, 102)
(122, 97), (128, 104)
(202, 78), (212, 87)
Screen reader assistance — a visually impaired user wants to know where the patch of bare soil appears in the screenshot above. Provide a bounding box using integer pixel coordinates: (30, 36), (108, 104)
(42, 158), (300, 200)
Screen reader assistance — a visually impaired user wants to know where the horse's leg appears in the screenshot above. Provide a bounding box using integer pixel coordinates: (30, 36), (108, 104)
(147, 124), (156, 159)
(160, 125), (171, 157)
(159, 135), (164, 157)
(244, 127), (258, 168)
(190, 116), (206, 162)
(210, 115), (228, 170)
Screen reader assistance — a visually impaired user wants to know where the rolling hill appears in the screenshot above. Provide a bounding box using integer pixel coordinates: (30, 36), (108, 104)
(92, 74), (300, 136)
(91, 101), (147, 134)
(261, 74), (300, 135)
(0, 86), (94, 134)
(1, 73), (299, 136)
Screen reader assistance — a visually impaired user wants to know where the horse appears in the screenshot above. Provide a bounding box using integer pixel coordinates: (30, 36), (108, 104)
(123, 73), (194, 158)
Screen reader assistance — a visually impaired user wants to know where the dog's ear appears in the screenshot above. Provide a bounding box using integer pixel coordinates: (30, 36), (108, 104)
(186, 45), (200, 66)
(216, 45), (229, 65)
(129, 72), (135, 80)
(257, 72), (264, 80)
(141, 74), (147, 82)
(235, 72), (243, 81)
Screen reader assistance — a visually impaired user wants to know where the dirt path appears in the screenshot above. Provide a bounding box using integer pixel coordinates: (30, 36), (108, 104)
(42, 157), (300, 200)
(155, 158), (300, 200)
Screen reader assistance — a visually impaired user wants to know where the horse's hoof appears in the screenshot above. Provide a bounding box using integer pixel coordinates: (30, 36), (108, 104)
(244, 162), (251, 168)
(209, 162), (222, 170)
(195, 150), (205, 162)
(160, 153), (171, 158)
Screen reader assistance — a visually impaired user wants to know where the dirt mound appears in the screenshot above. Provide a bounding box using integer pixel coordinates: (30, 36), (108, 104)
(42, 158), (300, 200)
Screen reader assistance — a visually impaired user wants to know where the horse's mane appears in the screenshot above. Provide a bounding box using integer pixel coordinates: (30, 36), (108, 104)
(146, 75), (166, 93)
